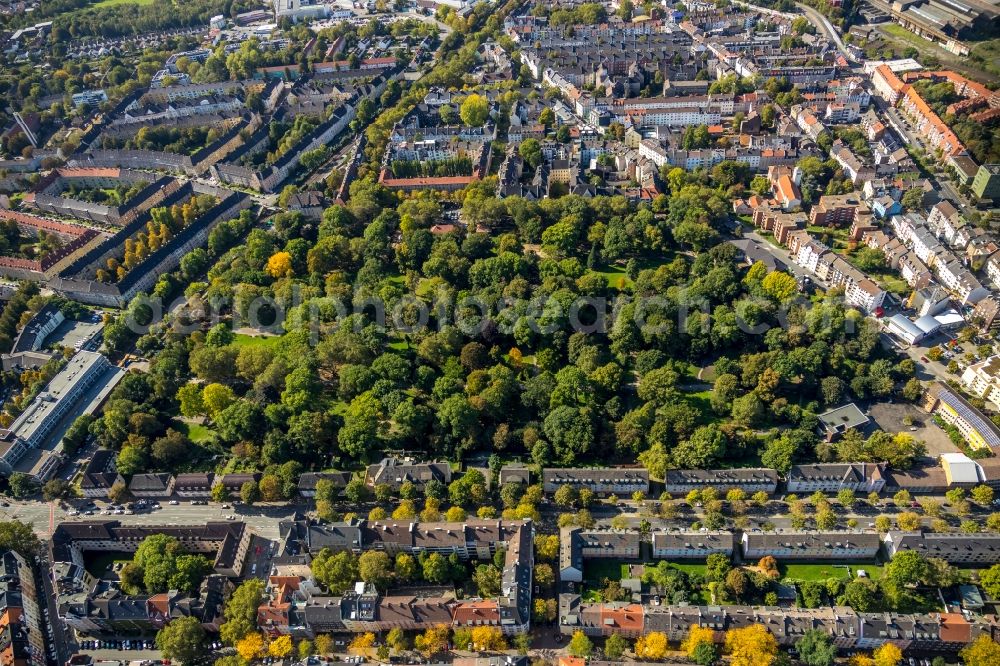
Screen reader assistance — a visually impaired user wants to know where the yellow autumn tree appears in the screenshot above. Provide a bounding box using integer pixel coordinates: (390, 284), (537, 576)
(266, 251), (294, 278)
(848, 655), (875, 666)
(236, 633), (266, 661)
(349, 633), (376, 654)
(725, 624), (778, 666)
(634, 631), (668, 660)
(508, 347), (522, 366)
(393, 499), (418, 520)
(470, 626), (506, 651)
(314, 635), (333, 655)
(873, 643), (903, 666)
(960, 635), (1000, 665)
(681, 625), (715, 659)
(268, 635), (293, 658)
(761, 270), (798, 301)
(414, 624), (451, 657)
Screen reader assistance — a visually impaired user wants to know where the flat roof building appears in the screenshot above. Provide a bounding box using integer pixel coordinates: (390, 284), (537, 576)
(0, 351), (123, 481)
(817, 403), (869, 441)
(924, 382), (1000, 451)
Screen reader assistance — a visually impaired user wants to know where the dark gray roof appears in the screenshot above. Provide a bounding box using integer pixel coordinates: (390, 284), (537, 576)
(886, 531), (1000, 562)
(298, 471), (352, 492)
(543, 467), (649, 484)
(174, 473), (214, 490)
(128, 473), (172, 492)
(744, 531), (881, 552)
(663, 468), (778, 486)
(653, 531), (736, 553)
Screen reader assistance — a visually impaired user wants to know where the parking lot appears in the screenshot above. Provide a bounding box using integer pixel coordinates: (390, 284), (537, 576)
(48, 315), (103, 352)
(868, 401), (958, 457)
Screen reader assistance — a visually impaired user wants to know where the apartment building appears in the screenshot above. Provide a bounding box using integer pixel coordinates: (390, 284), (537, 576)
(661, 468), (778, 495)
(215, 474), (261, 495)
(79, 450), (123, 499)
(934, 256), (989, 304)
(872, 64), (907, 105)
(578, 530), (642, 560)
(924, 382), (1000, 451)
(297, 472), (352, 499)
(542, 468), (650, 496)
(786, 463), (886, 493)
(173, 473), (215, 498)
(927, 201), (966, 247)
(128, 473), (175, 498)
(883, 532), (1000, 565)
(845, 278), (887, 314)
(810, 194), (872, 228)
(960, 356), (1000, 405)
(740, 531), (881, 560)
(365, 457), (452, 490)
(831, 142), (874, 185)
(651, 531), (736, 559)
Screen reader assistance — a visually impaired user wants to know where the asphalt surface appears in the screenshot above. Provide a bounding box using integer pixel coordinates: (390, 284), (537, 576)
(0, 498), (297, 540)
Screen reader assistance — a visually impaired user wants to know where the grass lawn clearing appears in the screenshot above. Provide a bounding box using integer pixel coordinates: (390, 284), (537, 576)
(851, 564), (883, 581)
(232, 333), (283, 348)
(589, 267), (632, 289)
(184, 422), (216, 445)
(780, 563), (852, 582)
(880, 24), (942, 54)
(584, 560), (630, 585)
(665, 562), (707, 577)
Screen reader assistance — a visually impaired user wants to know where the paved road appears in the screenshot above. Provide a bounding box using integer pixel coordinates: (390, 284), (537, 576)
(879, 102), (974, 211)
(0, 499), (299, 540)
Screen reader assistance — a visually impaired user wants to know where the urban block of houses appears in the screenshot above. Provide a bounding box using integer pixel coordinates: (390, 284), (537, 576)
(559, 598), (993, 656)
(0, 210), (103, 283)
(0, 549), (46, 666)
(559, 527), (736, 583)
(48, 180), (252, 307)
(261, 519), (533, 636)
(51, 520), (251, 634)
